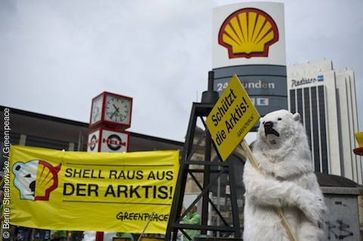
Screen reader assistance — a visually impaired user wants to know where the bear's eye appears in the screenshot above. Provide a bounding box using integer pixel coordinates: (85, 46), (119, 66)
(262, 121), (265, 124)
(277, 118), (282, 121)
(24, 174), (32, 178)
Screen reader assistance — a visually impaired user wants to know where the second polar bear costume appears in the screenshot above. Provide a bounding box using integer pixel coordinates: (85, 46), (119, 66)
(243, 110), (326, 241)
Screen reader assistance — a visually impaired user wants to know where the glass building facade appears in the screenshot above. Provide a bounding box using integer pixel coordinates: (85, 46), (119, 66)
(289, 86), (328, 173)
(288, 59), (362, 184)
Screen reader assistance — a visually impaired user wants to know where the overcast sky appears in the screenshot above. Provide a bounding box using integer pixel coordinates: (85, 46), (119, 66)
(1, 0), (362, 142)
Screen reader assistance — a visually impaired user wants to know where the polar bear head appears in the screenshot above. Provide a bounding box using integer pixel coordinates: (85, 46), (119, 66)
(253, 109), (313, 177)
(13, 160), (38, 200)
(257, 109), (302, 147)
(255, 109), (312, 160)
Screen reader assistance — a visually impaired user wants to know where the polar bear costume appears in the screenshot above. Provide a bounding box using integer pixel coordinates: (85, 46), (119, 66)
(243, 110), (326, 241)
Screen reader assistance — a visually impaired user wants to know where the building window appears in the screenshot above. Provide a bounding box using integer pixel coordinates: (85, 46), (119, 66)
(311, 87), (320, 172)
(304, 88), (312, 148)
(290, 89), (296, 113)
(318, 86), (328, 174)
(297, 89), (303, 124)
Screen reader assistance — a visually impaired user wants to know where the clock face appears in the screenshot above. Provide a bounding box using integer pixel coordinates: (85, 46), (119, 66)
(90, 95), (103, 124)
(104, 95), (131, 124)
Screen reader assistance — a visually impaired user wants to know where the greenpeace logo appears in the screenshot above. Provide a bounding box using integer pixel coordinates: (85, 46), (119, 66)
(291, 75), (324, 88)
(116, 211), (169, 222)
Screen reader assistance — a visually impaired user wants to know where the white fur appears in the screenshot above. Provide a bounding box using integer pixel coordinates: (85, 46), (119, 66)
(243, 110), (326, 241)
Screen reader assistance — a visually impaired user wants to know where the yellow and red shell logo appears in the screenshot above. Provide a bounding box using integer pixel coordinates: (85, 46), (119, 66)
(13, 160), (61, 201)
(218, 8), (279, 59)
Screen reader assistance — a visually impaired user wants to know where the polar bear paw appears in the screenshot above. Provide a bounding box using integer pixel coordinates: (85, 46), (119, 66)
(298, 193), (326, 225)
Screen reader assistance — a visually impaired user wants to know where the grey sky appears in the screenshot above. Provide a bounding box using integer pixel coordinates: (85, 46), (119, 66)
(0, 0), (362, 141)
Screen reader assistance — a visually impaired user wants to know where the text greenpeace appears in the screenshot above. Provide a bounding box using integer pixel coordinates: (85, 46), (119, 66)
(206, 75), (260, 161)
(9, 146), (179, 233)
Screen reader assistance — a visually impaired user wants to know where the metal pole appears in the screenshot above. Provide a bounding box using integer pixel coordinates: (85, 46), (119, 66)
(201, 71), (214, 235)
(216, 165), (221, 238)
(202, 130), (211, 235)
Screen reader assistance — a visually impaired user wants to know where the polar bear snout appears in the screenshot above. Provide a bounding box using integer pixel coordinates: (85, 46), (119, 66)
(263, 121), (280, 137)
(264, 121), (273, 128)
(29, 181), (36, 193)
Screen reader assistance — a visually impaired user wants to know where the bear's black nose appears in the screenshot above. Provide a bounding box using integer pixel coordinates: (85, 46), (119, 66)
(264, 121), (280, 137)
(264, 121), (274, 128)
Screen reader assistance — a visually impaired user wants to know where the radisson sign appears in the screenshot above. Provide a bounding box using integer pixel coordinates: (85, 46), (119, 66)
(290, 75), (324, 88)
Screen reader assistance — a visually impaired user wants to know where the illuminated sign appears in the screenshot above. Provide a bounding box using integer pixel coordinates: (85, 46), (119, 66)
(218, 8), (279, 59)
(212, 3), (287, 116)
(213, 2), (286, 67)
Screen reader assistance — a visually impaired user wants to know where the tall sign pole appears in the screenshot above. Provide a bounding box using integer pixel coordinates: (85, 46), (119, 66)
(87, 91), (133, 241)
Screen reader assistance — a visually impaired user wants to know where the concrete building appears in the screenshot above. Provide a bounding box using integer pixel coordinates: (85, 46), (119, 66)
(288, 59), (362, 184)
(0, 105), (183, 154)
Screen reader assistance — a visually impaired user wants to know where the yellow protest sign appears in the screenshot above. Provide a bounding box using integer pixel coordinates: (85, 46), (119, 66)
(206, 75), (260, 160)
(9, 145), (179, 233)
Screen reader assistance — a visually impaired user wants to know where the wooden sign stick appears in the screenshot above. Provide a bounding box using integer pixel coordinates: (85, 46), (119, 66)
(239, 140), (298, 241)
(137, 218), (152, 241)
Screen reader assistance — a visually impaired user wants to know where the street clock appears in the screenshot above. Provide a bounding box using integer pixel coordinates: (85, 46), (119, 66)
(89, 91), (133, 129)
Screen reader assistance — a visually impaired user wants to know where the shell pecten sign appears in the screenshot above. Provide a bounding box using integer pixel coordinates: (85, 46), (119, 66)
(218, 8), (279, 58)
(213, 2), (286, 67)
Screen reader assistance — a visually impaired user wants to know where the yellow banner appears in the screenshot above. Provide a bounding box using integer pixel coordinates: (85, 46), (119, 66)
(9, 145), (179, 233)
(206, 75), (260, 160)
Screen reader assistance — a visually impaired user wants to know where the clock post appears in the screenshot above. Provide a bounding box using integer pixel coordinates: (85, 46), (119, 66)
(87, 91), (133, 241)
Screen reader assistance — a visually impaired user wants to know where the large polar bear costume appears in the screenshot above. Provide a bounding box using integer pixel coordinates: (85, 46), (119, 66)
(243, 110), (326, 241)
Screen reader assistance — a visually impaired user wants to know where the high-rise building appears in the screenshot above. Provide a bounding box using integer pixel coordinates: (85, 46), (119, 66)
(288, 59), (362, 184)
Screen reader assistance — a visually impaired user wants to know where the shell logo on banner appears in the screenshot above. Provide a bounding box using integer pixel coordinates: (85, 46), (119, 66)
(218, 8), (279, 59)
(13, 160), (61, 201)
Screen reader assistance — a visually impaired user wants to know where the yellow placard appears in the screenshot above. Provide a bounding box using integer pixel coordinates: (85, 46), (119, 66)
(9, 145), (179, 233)
(206, 75), (260, 160)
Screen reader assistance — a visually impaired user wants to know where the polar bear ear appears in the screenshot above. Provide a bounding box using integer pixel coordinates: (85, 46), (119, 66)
(293, 113), (300, 121)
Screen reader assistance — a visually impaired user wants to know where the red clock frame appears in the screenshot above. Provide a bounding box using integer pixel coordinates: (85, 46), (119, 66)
(89, 91), (133, 130)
